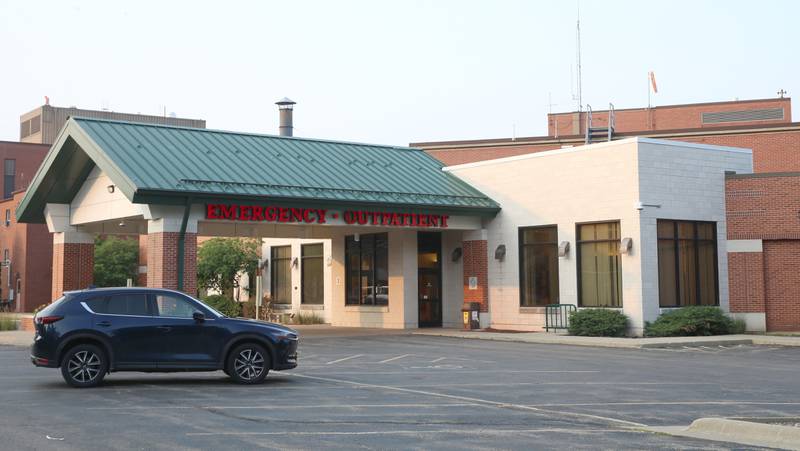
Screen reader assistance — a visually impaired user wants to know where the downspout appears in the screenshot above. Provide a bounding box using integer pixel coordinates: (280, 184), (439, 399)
(177, 197), (193, 292)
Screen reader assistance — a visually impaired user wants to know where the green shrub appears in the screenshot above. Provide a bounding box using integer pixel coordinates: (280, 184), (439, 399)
(645, 306), (740, 337)
(201, 295), (241, 317)
(568, 308), (628, 337)
(293, 312), (325, 325)
(0, 314), (17, 331)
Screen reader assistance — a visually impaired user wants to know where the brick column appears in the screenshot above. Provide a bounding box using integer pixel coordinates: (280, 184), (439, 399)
(462, 239), (489, 313)
(147, 231), (197, 295)
(52, 231), (94, 301)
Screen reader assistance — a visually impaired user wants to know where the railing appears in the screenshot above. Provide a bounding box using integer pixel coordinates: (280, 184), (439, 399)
(545, 304), (577, 332)
(584, 104), (593, 144)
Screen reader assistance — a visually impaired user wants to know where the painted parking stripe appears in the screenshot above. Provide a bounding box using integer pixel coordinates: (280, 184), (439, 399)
(186, 428), (623, 437)
(89, 402), (483, 411)
(378, 354), (412, 364)
(325, 354), (364, 365)
(430, 357), (447, 363)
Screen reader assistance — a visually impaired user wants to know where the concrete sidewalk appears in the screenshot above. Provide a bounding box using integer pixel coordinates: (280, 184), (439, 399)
(0, 330), (33, 347)
(412, 328), (800, 348)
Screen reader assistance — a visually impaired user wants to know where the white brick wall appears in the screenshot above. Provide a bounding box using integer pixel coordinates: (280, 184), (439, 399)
(447, 137), (753, 335)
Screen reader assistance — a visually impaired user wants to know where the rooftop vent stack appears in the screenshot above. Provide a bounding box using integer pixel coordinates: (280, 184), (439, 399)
(276, 97), (296, 137)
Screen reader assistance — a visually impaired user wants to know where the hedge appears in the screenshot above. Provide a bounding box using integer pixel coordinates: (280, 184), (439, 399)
(645, 306), (745, 337)
(568, 308), (629, 337)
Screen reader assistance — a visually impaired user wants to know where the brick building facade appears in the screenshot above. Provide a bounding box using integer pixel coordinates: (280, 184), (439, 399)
(415, 98), (800, 331)
(0, 141), (51, 312)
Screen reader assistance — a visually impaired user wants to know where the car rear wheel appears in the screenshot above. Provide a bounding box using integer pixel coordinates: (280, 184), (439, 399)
(60, 344), (108, 388)
(227, 343), (270, 384)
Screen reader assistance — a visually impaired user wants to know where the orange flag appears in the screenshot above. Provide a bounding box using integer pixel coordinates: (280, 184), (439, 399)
(649, 71), (658, 93)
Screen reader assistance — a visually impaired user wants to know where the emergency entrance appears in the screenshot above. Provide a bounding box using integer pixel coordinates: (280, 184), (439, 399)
(17, 117), (499, 329)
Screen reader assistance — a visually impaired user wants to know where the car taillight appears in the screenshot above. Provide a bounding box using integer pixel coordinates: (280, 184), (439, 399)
(35, 315), (63, 325)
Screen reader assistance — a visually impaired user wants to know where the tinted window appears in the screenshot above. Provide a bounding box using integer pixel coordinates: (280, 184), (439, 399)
(155, 294), (198, 318)
(103, 294), (150, 316)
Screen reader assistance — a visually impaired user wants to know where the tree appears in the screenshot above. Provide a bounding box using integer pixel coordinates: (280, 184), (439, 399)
(197, 238), (259, 297)
(94, 236), (139, 287)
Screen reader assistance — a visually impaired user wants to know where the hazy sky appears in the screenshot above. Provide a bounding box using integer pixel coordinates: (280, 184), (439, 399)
(1, 0), (797, 146)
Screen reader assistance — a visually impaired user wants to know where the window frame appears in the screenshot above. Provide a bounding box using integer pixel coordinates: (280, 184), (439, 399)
(270, 245), (292, 305)
(88, 293), (153, 317)
(576, 220), (623, 308)
(3, 159), (15, 200)
(300, 243), (324, 305)
(657, 219), (719, 307)
(345, 233), (389, 306)
(518, 225), (560, 307)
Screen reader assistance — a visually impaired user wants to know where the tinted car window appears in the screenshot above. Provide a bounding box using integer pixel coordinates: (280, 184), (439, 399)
(101, 294), (150, 316)
(84, 297), (108, 314)
(155, 294), (197, 318)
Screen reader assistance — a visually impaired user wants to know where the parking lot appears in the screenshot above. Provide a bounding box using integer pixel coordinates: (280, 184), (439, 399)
(2, 329), (799, 450)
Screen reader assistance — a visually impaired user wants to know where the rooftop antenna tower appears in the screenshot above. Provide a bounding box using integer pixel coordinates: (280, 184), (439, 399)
(574, 3), (583, 112)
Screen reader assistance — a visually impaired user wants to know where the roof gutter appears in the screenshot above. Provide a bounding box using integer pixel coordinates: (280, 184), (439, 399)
(177, 197), (193, 292)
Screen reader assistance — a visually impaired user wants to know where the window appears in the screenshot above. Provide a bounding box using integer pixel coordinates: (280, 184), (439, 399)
(577, 221), (622, 307)
(4, 210), (10, 227)
(345, 233), (388, 306)
(519, 226), (559, 307)
(271, 246), (292, 305)
(155, 294), (198, 318)
(91, 294), (150, 316)
(301, 243), (324, 305)
(4, 159), (15, 199)
(657, 220), (718, 307)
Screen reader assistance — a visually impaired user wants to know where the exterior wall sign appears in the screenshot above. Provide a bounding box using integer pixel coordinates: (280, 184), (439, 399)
(205, 204), (449, 228)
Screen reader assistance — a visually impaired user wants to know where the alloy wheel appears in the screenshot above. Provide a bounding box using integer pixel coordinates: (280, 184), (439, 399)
(234, 348), (265, 381)
(67, 350), (101, 383)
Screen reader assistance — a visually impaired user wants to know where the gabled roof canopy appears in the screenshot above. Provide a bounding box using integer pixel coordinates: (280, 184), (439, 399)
(17, 117), (499, 223)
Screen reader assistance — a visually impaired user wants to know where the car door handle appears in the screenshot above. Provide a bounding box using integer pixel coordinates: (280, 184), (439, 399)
(96, 321), (111, 327)
(157, 326), (172, 332)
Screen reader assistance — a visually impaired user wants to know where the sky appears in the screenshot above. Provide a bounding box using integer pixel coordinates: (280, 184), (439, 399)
(0, 0), (797, 146)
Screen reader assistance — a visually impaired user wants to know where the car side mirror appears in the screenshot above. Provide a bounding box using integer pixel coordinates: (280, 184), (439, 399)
(192, 311), (205, 322)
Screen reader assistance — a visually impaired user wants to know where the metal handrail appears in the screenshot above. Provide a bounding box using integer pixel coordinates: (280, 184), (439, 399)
(545, 304), (577, 332)
(584, 105), (593, 144)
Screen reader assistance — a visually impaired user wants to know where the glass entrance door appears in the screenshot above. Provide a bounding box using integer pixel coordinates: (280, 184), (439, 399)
(418, 232), (442, 327)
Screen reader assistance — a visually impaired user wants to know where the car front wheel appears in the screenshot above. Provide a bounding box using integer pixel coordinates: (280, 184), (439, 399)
(60, 344), (108, 388)
(227, 343), (270, 384)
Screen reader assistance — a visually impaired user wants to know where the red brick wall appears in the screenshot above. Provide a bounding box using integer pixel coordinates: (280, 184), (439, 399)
(548, 98), (791, 135)
(0, 141), (49, 194)
(679, 131), (800, 173)
(51, 242), (94, 300)
(462, 240), (488, 312)
(763, 240), (800, 331)
(147, 232), (197, 295)
(727, 252), (765, 313)
(726, 175), (800, 240)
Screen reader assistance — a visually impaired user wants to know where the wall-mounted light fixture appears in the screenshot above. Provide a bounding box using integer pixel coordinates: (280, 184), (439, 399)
(451, 247), (462, 262)
(494, 244), (506, 261)
(354, 233), (360, 242)
(326, 256), (332, 266)
(620, 237), (633, 254)
(558, 241), (570, 257)
(291, 257), (299, 268)
(107, 185), (115, 194)
(635, 201), (661, 211)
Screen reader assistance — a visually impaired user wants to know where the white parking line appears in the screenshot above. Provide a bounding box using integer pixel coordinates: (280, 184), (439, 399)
(89, 402), (483, 411)
(325, 354), (364, 365)
(378, 354), (412, 364)
(430, 357), (446, 363)
(186, 428), (623, 437)
(291, 373), (647, 428)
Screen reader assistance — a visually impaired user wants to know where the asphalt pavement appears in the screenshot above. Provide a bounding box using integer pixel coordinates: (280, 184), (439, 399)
(1, 330), (799, 450)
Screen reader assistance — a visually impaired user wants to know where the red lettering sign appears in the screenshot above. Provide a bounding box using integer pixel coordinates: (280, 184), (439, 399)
(205, 204), (449, 228)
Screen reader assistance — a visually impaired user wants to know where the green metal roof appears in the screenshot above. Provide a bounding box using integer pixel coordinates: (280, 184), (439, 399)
(17, 117), (499, 223)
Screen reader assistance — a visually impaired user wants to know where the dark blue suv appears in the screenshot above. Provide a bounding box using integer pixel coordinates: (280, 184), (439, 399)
(31, 288), (299, 388)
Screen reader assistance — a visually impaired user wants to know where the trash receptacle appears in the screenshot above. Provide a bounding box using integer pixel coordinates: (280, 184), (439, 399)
(462, 302), (481, 330)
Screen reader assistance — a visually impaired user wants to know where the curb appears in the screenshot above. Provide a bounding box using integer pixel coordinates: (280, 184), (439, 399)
(650, 418), (800, 450)
(637, 339), (753, 349)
